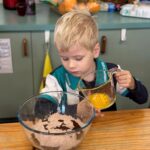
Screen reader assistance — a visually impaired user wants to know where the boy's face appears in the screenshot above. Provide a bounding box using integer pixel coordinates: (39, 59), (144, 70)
(58, 44), (100, 77)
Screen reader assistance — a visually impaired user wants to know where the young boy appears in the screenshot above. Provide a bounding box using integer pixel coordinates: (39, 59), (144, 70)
(40, 9), (148, 114)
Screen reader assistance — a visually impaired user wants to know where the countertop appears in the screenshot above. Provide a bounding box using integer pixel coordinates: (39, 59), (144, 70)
(0, 3), (150, 32)
(1, 109), (150, 150)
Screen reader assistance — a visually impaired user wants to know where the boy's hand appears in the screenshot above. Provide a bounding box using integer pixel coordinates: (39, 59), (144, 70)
(95, 109), (104, 117)
(115, 70), (135, 90)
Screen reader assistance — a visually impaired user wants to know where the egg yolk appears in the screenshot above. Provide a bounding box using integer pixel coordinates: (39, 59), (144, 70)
(88, 93), (113, 109)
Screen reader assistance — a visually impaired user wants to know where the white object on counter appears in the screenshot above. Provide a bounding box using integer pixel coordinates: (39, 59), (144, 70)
(120, 4), (150, 19)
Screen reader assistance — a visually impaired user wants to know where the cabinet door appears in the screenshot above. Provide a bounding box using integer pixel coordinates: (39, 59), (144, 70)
(32, 32), (61, 94)
(0, 32), (33, 118)
(32, 32), (45, 94)
(100, 29), (150, 110)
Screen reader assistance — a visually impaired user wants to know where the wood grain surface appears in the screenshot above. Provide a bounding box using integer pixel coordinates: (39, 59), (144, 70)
(0, 109), (150, 150)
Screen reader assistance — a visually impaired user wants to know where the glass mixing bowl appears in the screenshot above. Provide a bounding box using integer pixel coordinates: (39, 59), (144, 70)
(18, 91), (95, 150)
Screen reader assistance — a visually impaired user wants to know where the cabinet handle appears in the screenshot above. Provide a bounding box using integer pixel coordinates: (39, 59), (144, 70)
(100, 35), (107, 54)
(22, 38), (28, 57)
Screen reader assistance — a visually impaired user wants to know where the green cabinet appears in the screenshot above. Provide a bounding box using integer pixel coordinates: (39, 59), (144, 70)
(40, 29), (150, 110)
(0, 32), (33, 118)
(100, 29), (150, 110)
(0, 29), (149, 119)
(0, 31), (61, 119)
(38, 29), (150, 110)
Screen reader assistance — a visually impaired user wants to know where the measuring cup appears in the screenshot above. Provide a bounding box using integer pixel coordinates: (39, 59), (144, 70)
(78, 70), (116, 110)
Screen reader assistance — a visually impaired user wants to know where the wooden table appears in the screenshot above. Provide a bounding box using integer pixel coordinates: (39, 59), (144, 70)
(0, 109), (150, 150)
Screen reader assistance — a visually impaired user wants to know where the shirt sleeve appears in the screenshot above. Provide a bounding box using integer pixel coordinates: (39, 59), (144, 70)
(40, 74), (63, 104)
(126, 78), (148, 104)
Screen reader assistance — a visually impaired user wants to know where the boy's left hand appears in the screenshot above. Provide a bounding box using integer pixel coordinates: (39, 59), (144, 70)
(115, 70), (135, 90)
(95, 109), (104, 117)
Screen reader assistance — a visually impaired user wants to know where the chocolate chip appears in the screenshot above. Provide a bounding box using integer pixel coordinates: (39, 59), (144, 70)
(58, 119), (64, 122)
(71, 120), (81, 130)
(43, 124), (48, 130)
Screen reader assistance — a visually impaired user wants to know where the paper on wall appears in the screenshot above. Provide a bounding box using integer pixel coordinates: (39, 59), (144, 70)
(0, 39), (13, 74)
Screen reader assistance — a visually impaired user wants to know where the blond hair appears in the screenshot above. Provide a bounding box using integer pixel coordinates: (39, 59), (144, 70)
(54, 9), (98, 51)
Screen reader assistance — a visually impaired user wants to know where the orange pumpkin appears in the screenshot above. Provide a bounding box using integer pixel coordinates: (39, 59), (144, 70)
(58, 2), (66, 14)
(87, 2), (100, 13)
(58, 0), (77, 14)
